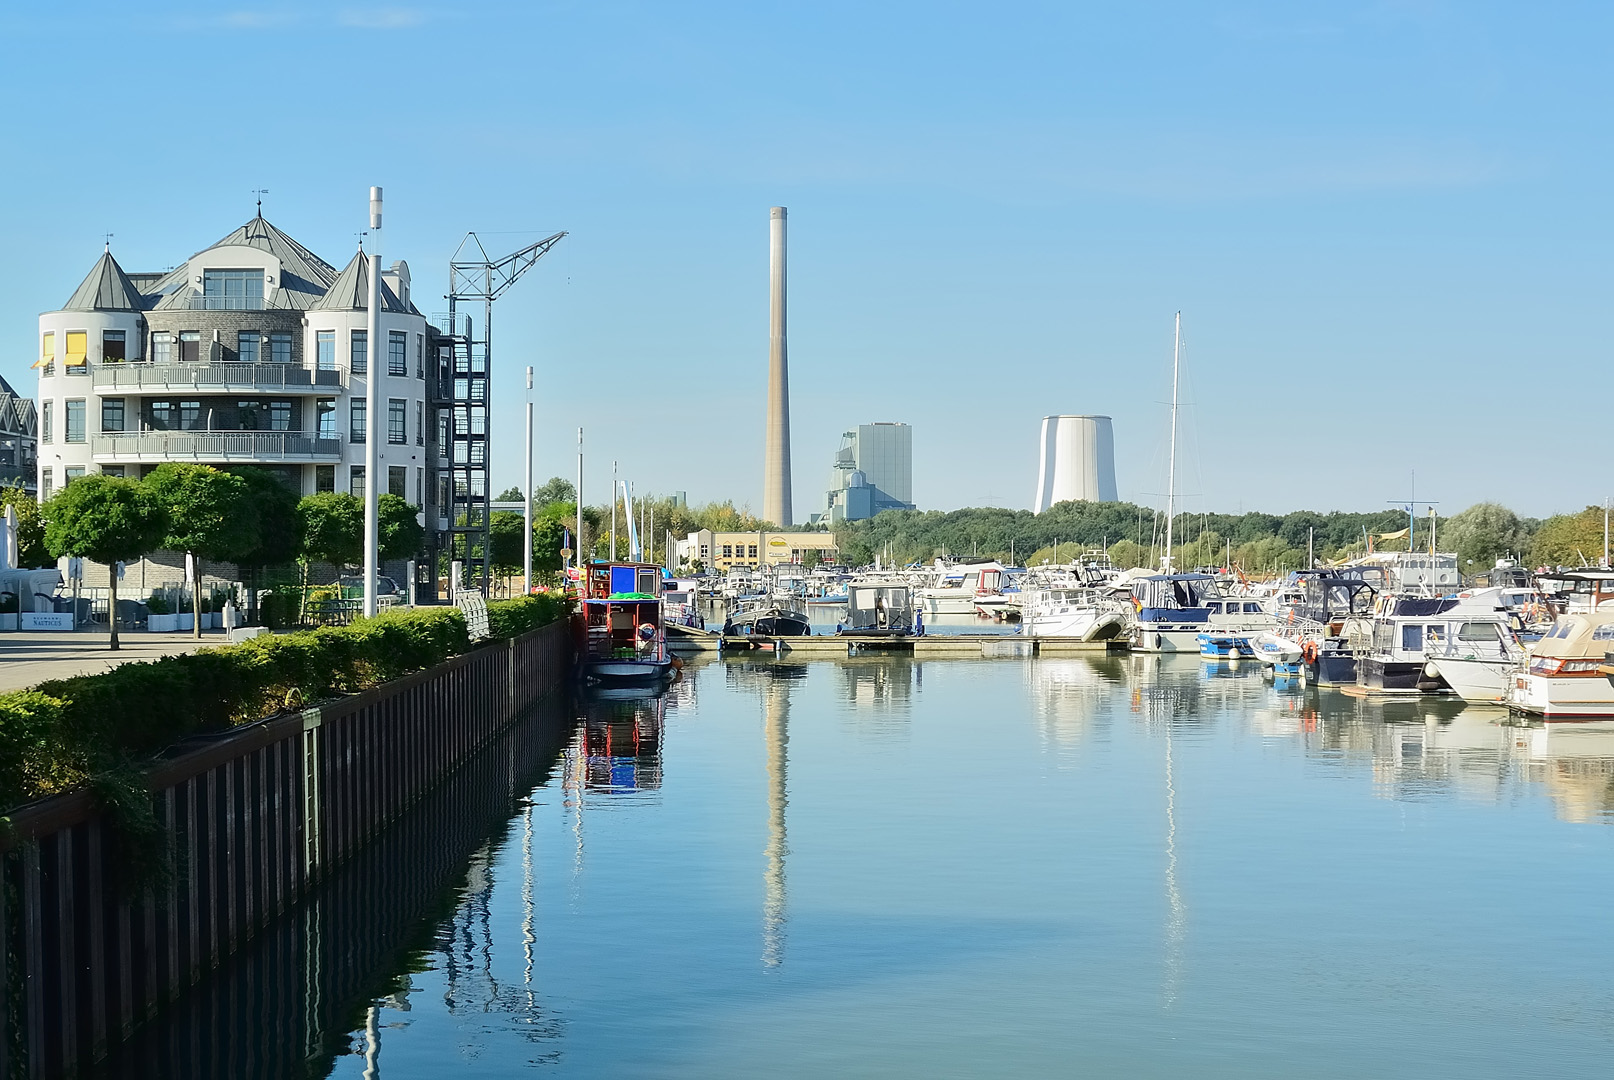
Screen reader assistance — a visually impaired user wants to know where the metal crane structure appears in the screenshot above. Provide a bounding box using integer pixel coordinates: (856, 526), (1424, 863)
(438, 230), (566, 596)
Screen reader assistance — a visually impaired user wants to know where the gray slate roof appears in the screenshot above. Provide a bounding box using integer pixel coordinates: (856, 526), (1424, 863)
(146, 214), (341, 312)
(0, 374), (36, 437)
(309, 250), (412, 313)
(61, 251), (144, 312)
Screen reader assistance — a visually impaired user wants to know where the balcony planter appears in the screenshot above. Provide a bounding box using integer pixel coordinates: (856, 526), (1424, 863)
(177, 613), (195, 631)
(148, 613), (177, 632)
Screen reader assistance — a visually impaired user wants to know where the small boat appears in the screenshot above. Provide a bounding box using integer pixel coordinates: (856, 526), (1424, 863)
(1512, 609), (1614, 719)
(839, 580), (916, 636)
(915, 559), (1008, 615)
(574, 561), (676, 687)
(724, 598), (811, 637)
(1198, 632), (1254, 659)
(1248, 631), (1305, 672)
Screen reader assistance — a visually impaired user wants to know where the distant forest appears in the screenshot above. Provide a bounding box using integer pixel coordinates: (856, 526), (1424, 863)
(832, 500), (1608, 576)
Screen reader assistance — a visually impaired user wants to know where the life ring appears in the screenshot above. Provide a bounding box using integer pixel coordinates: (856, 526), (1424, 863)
(1301, 640), (1320, 665)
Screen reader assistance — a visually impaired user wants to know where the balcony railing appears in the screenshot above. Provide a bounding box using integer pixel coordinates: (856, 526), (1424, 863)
(92, 361), (344, 393)
(91, 431), (342, 462)
(185, 294), (265, 310)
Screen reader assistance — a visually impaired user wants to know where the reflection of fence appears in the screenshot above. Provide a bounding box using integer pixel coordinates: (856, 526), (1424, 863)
(0, 620), (571, 1077)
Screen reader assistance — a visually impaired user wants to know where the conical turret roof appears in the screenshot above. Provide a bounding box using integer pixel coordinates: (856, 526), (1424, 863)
(147, 213), (341, 311)
(309, 249), (410, 313)
(61, 250), (144, 312)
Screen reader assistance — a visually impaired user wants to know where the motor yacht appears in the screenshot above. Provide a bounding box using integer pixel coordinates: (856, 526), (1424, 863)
(1511, 610), (1614, 719)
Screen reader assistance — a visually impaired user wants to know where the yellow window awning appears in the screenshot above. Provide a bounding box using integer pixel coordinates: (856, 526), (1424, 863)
(64, 330), (87, 368)
(32, 331), (54, 369)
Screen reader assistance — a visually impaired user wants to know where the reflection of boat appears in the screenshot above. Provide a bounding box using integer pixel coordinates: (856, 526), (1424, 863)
(574, 561), (676, 686)
(577, 690), (666, 793)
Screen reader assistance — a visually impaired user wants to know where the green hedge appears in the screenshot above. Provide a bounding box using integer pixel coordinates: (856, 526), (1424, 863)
(0, 600), (570, 813)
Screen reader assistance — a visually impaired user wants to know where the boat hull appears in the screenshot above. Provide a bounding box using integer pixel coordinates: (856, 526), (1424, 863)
(1427, 655), (1512, 705)
(1311, 650), (1358, 687)
(1361, 657), (1448, 693)
(580, 658), (674, 687)
(1133, 624), (1208, 653)
(1509, 672), (1614, 719)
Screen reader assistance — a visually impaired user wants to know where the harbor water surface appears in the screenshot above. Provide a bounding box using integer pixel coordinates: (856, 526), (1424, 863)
(203, 656), (1614, 1074)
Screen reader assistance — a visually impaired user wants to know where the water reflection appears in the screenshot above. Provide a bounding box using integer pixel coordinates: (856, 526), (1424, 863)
(570, 692), (667, 795)
(724, 661), (801, 968)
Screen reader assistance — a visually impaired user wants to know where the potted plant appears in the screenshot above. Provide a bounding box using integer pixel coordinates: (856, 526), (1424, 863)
(177, 591), (194, 632)
(146, 591), (175, 632)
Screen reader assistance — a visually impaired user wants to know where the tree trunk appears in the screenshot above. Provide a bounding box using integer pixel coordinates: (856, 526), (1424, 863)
(192, 554), (202, 639)
(108, 569), (119, 651)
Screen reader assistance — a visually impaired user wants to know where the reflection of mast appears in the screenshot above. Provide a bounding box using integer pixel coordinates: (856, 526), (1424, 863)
(1163, 721), (1185, 1007)
(522, 805), (536, 992)
(763, 682), (790, 967)
(363, 1005), (381, 1078)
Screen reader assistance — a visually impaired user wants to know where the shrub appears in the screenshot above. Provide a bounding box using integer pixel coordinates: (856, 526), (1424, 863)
(145, 592), (171, 615)
(0, 691), (85, 808)
(487, 592), (571, 640)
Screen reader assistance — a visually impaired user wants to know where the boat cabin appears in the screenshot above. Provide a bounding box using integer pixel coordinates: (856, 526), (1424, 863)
(844, 582), (915, 634)
(1537, 571), (1614, 616)
(1131, 573), (1219, 622)
(577, 562), (669, 665)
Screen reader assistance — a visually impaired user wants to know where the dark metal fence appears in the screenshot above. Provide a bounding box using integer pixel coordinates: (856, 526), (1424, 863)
(0, 620), (570, 1079)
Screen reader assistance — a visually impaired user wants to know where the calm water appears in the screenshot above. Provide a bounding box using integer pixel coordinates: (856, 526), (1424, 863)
(305, 654), (1614, 1077)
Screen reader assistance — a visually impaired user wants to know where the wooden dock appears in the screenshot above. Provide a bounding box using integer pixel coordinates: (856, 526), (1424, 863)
(666, 625), (1126, 658)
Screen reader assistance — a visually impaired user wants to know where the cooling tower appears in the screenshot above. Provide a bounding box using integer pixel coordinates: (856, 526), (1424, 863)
(1033, 415), (1117, 511)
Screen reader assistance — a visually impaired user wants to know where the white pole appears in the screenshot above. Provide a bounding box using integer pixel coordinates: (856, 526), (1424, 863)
(611, 460), (618, 561)
(1604, 498), (1609, 569)
(1163, 311), (1181, 572)
(363, 186), (383, 618)
(523, 366), (533, 596)
(575, 427), (583, 569)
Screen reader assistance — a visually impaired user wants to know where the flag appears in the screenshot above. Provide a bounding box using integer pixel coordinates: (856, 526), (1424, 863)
(1377, 527), (1410, 542)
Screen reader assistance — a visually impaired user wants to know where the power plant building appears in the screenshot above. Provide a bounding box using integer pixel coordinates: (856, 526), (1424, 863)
(822, 422), (915, 524)
(1033, 415), (1116, 511)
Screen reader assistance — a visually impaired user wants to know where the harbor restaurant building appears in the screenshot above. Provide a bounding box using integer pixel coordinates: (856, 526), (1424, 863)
(678, 530), (838, 571)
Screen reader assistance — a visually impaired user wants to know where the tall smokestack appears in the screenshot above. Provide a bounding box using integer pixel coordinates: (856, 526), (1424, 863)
(763, 206), (793, 527)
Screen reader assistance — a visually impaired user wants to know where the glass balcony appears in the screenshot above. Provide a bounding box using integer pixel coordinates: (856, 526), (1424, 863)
(91, 362), (344, 393)
(91, 431), (342, 463)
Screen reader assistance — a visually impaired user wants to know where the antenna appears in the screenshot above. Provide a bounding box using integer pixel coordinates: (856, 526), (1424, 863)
(252, 188), (269, 215)
(1386, 471), (1438, 551)
(103, 232), (113, 253)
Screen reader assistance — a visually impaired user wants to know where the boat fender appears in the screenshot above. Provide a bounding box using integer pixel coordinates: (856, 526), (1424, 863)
(1423, 661), (1441, 678)
(1301, 640), (1320, 665)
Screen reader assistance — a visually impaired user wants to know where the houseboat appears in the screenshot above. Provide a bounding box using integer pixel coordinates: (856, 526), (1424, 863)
(574, 561), (676, 686)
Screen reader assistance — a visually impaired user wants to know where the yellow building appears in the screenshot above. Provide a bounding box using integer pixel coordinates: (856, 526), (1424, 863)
(678, 529), (838, 571)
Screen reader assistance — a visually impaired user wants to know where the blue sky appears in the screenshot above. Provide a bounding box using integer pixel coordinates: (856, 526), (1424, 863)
(2, 2), (1607, 519)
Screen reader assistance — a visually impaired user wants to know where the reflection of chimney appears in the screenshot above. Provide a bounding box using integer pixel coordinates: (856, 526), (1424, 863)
(763, 207), (792, 527)
(763, 682), (789, 967)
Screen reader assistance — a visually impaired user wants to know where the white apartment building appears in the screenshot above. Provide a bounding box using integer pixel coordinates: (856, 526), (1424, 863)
(35, 213), (437, 515)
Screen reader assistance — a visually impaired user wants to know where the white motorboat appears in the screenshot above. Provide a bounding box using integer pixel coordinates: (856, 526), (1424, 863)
(1510, 610), (1614, 720)
(1248, 631), (1305, 668)
(915, 559), (1008, 615)
(1020, 584), (1129, 640)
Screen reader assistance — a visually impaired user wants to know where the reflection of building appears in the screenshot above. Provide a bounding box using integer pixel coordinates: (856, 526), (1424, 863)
(677, 529), (837, 570)
(818, 423), (915, 524)
(1033, 415), (1116, 511)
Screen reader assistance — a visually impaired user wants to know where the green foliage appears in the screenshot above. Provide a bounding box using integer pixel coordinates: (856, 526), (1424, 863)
(534, 476), (577, 507)
(297, 492), (362, 567)
(143, 463), (256, 562)
(145, 592), (171, 615)
(1107, 539), (1149, 569)
(259, 588), (300, 630)
(1, 601), (567, 812)
(42, 475), (169, 566)
(227, 467), (301, 568)
(489, 510), (526, 573)
(0, 485), (47, 568)
(495, 486), (523, 502)
(1441, 502), (1535, 574)
(532, 512), (570, 574)
(1531, 506), (1606, 568)
(378, 493), (424, 561)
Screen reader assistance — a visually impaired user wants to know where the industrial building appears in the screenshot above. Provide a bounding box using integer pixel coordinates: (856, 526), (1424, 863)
(677, 529), (838, 571)
(1033, 415), (1117, 511)
(0, 375), (38, 495)
(817, 422), (915, 524)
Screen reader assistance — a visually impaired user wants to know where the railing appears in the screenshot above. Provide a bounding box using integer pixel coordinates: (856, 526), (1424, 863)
(93, 361), (343, 392)
(184, 294), (265, 310)
(92, 431), (343, 461)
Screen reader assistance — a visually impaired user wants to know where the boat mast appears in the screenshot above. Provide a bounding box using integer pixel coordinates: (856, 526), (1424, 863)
(1164, 312), (1181, 572)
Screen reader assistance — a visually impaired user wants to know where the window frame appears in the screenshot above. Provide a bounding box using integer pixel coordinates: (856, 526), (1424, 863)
(387, 398), (407, 444)
(350, 399), (367, 443)
(101, 398), (125, 433)
(64, 399), (86, 444)
(388, 330), (407, 376)
(350, 329), (367, 374)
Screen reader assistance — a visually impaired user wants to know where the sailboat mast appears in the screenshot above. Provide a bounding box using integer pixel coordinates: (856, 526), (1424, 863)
(1164, 311), (1181, 571)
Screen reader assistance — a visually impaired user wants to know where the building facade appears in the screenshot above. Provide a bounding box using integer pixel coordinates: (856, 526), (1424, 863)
(819, 422), (914, 524)
(677, 529), (838, 571)
(0, 374), (38, 495)
(34, 215), (442, 529)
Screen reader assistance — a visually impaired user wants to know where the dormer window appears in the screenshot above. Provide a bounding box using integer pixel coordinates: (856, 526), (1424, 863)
(202, 269), (264, 310)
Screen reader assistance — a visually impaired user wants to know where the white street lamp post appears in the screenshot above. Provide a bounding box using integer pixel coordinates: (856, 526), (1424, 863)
(363, 186), (382, 618)
(523, 365), (534, 596)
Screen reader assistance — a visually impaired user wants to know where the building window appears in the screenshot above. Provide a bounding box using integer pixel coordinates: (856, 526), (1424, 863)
(39, 332), (55, 376)
(65, 331), (88, 374)
(100, 465), (125, 478)
(101, 398), (125, 433)
(270, 399), (293, 431)
(415, 467), (423, 506)
(389, 465), (406, 498)
(180, 400), (202, 430)
(416, 334), (424, 377)
(350, 400), (366, 443)
(65, 399), (86, 443)
(350, 465), (365, 498)
(721, 545), (732, 558)
(389, 331), (407, 375)
(437, 409), (449, 452)
(41, 401), (52, 444)
(238, 332), (260, 363)
(40, 468), (52, 500)
(317, 399), (336, 440)
(350, 330), (367, 374)
(237, 400), (261, 430)
(316, 465), (335, 493)
(179, 332), (200, 363)
(65, 467), (85, 484)
(388, 399), (406, 444)
(416, 401), (424, 445)
(437, 476), (449, 513)
(152, 332), (173, 363)
(102, 330), (126, 362)
(202, 269), (263, 309)
(270, 333), (292, 364)
(317, 331), (335, 370)
(148, 400), (175, 429)
(749, 545), (758, 558)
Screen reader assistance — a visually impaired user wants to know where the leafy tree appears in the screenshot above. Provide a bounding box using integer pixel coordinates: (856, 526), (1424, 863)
(1531, 506), (1607, 568)
(1441, 502), (1532, 574)
(489, 510), (526, 574)
(42, 476), (169, 650)
(533, 514), (569, 576)
(297, 492), (363, 569)
(495, 486), (524, 502)
(377, 494), (424, 562)
(144, 464), (257, 637)
(1106, 539), (1148, 569)
(226, 468), (301, 624)
(533, 477), (576, 507)
(0, 485), (47, 568)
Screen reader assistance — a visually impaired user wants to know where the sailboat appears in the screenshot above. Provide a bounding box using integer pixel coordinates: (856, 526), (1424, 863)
(1131, 313), (1223, 653)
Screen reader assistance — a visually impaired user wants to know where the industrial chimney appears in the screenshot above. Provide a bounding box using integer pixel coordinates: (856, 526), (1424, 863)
(763, 207), (793, 527)
(1033, 415), (1118, 512)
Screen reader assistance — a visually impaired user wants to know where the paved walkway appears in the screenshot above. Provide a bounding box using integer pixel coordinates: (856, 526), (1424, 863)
(0, 629), (234, 692)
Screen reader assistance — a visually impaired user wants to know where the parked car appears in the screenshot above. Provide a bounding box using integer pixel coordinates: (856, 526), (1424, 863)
(337, 575), (406, 603)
